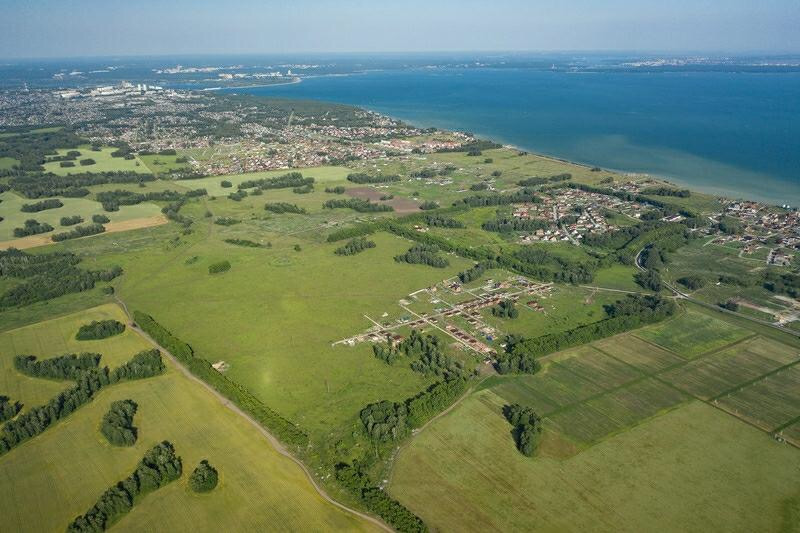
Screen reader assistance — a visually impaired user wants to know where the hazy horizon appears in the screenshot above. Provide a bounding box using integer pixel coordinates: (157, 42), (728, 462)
(1, 0), (798, 59)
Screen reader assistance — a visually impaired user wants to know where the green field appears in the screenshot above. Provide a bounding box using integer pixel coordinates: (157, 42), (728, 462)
(0, 156), (18, 170)
(0, 190), (161, 242)
(0, 305), (376, 532)
(390, 393), (800, 532)
(42, 147), (152, 175)
(634, 308), (751, 357)
(138, 153), (191, 176)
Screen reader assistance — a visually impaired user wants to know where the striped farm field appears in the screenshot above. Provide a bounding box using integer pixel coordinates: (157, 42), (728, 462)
(717, 363), (800, 431)
(634, 308), (751, 358)
(593, 334), (684, 372)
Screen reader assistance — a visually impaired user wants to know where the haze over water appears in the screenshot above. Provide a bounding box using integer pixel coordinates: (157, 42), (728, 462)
(231, 69), (800, 206)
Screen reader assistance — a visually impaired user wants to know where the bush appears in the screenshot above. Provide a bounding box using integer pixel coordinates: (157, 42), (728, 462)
(60, 215), (84, 226)
(208, 260), (231, 274)
(79, 158), (96, 166)
(220, 180), (233, 188)
(92, 214), (110, 224)
(76, 319), (125, 340)
(189, 460), (219, 492)
(419, 201), (439, 210)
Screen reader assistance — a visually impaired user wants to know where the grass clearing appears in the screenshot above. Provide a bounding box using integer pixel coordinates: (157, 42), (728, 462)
(390, 393), (800, 533)
(0, 305), (377, 532)
(634, 308), (751, 358)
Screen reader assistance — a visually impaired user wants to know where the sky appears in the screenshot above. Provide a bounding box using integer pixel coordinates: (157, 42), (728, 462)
(1, 0), (799, 59)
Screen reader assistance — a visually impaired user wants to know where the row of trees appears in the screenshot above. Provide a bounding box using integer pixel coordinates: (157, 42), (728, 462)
(10, 170), (155, 199)
(67, 441), (182, 532)
(346, 172), (401, 184)
(21, 199), (63, 212)
(51, 223), (106, 242)
(265, 202), (307, 214)
(239, 171), (313, 190)
(0, 350), (164, 455)
(517, 173), (572, 186)
(100, 399), (138, 446)
(13, 219), (54, 237)
(323, 198), (394, 212)
(641, 186), (691, 198)
(458, 188), (540, 208)
(76, 319), (126, 340)
(14, 352), (101, 380)
(394, 243), (449, 268)
(424, 214), (464, 228)
(458, 262), (488, 283)
(223, 238), (262, 248)
(482, 217), (548, 233)
(133, 312), (309, 447)
(334, 237), (376, 256)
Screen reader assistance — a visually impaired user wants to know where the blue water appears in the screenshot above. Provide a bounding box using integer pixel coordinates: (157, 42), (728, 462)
(229, 69), (800, 205)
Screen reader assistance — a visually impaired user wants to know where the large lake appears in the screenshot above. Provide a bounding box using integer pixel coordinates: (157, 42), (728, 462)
(230, 68), (800, 205)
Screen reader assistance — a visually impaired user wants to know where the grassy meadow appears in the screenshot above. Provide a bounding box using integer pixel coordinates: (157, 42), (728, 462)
(0, 305), (377, 532)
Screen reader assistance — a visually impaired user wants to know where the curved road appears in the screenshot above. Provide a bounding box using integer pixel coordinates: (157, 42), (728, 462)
(113, 297), (393, 533)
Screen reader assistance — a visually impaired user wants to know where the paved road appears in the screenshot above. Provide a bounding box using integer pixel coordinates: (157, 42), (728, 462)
(113, 297), (392, 533)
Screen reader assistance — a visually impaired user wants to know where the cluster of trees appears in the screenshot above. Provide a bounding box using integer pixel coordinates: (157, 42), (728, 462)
(677, 276), (705, 290)
(436, 139), (501, 154)
(0, 129), (86, 171)
(458, 262), (488, 283)
(223, 238), (262, 248)
(763, 271), (800, 298)
(213, 217), (240, 226)
(239, 172), (313, 190)
(346, 173), (401, 184)
(292, 184), (314, 194)
(491, 299), (519, 319)
(189, 460), (219, 492)
(394, 243), (449, 268)
(642, 186), (691, 198)
(424, 214), (464, 228)
(95, 189), (184, 212)
(76, 320), (126, 340)
(0, 396), (21, 423)
(418, 201), (439, 210)
(323, 198), (394, 212)
(67, 441), (182, 532)
(14, 352), (102, 380)
(503, 404), (542, 456)
(373, 330), (467, 379)
(9, 171), (154, 199)
(133, 312), (308, 448)
(100, 399), (138, 446)
(51, 223), (106, 242)
(325, 186), (346, 194)
(265, 202), (306, 214)
(719, 299), (740, 311)
(92, 214), (110, 224)
(0, 349), (164, 455)
(208, 260), (231, 274)
(21, 199), (63, 212)
(458, 188), (540, 208)
(335, 462), (427, 533)
(220, 180), (233, 188)
(635, 269), (663, 291)
(482, 217), (548, 233)
(497, 295), (677, 373)
(13, 219), (54, 237)
(326, 223), (376, 242)
(79, 158), (96, 166)
(60, 215), (84, 226)
(517, 173), (572, 186)
(334, 237), (376, 256)
(228, 190), (248, 201)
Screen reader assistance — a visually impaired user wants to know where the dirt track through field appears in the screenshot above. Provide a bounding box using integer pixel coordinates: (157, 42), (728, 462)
(113, 297), (392, 533)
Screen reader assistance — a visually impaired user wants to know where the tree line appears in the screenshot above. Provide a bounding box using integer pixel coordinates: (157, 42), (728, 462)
(457, 188), (541, 208)
(67, 441), (182, 532)
(424, 214), (464, 228)
(21, 198), (63, 212)
(14, 352), (101, 380)
(482, 216), (548, 233)
(394, 243), (450, 268)
(265, 202), (307, 214)
(0, 396), (21, 423)
(51, 223), (106, 242)
(334, 237), (376, 256)
(0, 349), (164, 455)
(13, 219), (54, 238)
(239, 171), (313, 190)
(346, 172), (401, 184)
(323, 198), (394, 212)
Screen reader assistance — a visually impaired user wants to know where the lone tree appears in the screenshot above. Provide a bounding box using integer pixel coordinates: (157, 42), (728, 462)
(189, 460), (219, 492)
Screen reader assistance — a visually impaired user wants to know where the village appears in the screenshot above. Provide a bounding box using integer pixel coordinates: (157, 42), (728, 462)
(333, 274), (553, 361)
